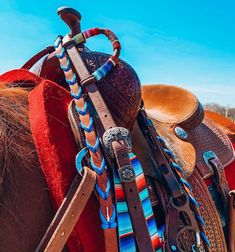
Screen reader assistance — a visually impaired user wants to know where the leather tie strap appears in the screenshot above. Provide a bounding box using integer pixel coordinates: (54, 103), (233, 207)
(21, 46), (55, 70)
(63, 35), (154, 251)
(36, 167), (96, 252)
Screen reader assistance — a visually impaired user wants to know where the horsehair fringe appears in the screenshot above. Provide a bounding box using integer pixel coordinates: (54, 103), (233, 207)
(54, 35), (117, 229)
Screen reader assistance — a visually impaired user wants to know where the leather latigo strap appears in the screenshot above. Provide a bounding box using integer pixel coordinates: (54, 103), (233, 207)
(62, 36), (154, 251)
(36, 167), (96, 252)
(229, 190), (235, 252)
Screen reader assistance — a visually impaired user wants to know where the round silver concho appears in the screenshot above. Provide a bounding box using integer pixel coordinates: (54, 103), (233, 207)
(118, 165), (135, 182)
(174, 126), (188, 140)
(102, 127), (132, 158)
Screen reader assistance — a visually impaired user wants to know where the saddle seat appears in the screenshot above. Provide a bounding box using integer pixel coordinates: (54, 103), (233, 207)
(142, 84), (204, 128)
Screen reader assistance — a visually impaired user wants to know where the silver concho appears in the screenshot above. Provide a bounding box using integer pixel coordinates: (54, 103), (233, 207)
(102, 127), (132, 158)
(174, 126), (188, 140)
(118, 165), (135, 182)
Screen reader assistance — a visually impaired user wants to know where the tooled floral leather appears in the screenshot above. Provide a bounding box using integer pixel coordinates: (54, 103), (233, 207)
(188, 170), (227, 252)
(170, 169), (227, 252)
(40, 48), (141, 130)
(187, 118), (235, 178)
(80, 49), (141, 130)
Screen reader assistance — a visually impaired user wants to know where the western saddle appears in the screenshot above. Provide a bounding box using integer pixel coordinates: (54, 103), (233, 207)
(12, 6), (235, 252)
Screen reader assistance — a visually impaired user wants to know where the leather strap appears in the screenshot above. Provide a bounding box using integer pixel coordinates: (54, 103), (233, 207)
(137, 110), (183, 198)
(36, 167), (96, 252)
(63, 36), (154, 251)
(112, 141), (154, 252)
(64, 39), (116, 132)
(208, 157), (230, 222)
(229, 190), (235, 252)
(165, 203), (179, 251)
(21, 46), (55, 70)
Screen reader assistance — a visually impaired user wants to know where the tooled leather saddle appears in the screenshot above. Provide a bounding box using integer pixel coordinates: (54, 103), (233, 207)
(7, 6), (235, 252)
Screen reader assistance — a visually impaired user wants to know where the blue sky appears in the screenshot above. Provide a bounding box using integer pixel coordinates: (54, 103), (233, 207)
(1, 0), (235, 106)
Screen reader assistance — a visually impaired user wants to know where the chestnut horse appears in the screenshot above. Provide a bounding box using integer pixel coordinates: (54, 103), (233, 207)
(0, 83), (54, 251)
(0, 82), (235, 251)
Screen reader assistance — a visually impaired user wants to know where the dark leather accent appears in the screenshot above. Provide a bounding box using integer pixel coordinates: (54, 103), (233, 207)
(208, 157), (230, 219)
(165, 203), (180, 251)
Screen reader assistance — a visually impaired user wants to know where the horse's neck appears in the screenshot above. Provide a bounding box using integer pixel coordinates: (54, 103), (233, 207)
(0, 88), (54, 251)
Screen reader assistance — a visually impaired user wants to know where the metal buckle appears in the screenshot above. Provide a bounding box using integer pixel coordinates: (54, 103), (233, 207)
(118, 165), (135, 183)
(102, 127), (132, 158)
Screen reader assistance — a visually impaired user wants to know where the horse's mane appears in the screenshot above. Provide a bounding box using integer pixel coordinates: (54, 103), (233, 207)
(0, 82), (39, 207)
(0, 82), (54, 250)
